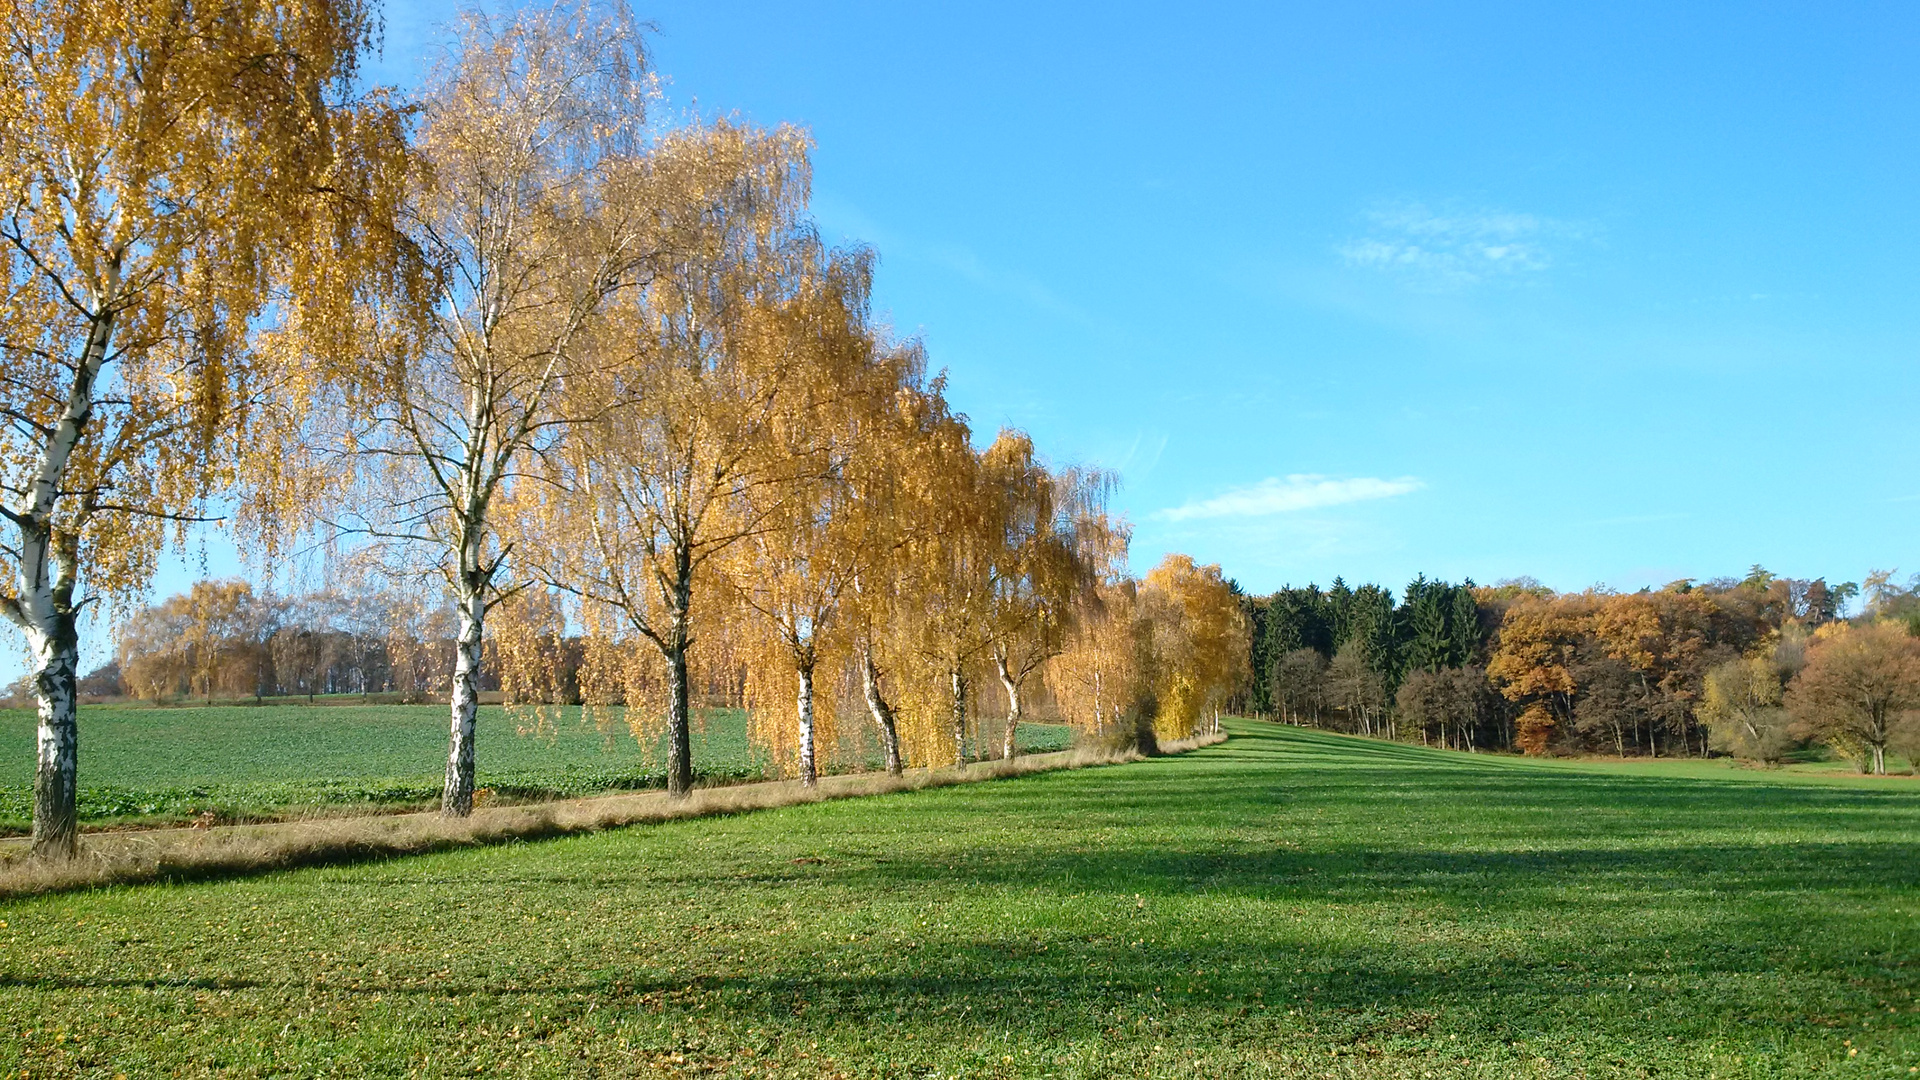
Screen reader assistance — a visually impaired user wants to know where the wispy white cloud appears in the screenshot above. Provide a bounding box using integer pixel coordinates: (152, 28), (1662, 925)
(1581, 511), (1692, 527)
(811, 194), (1120, 341)
(1114, 430), (1170, 481)
(924, 243), (1115, 336)
(1338, 202), (1587, 289)
(1158, 474), (1422, 522)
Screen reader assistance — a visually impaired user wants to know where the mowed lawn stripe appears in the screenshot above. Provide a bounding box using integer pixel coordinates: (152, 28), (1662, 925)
(1, 720), (1915, 1078)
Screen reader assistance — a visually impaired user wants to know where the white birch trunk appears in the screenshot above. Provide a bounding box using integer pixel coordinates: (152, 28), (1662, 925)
(18, 524), (83, 858)
(8, 303), (117, 859)
(28, 620), (79, 858)
(15, 527), (84, 859)
(442, 578), (484, 816)
(441, 363), (495, 818)
(796, 661), (817, 787)
(860, 649), (903, 776)
(995, 651), (1021, 761)
(949, 667), (968, 765)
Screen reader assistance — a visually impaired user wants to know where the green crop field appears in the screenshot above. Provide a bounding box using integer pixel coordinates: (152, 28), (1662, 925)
(0, 703), (1073, 832)
(2, 720), (1917, 1077)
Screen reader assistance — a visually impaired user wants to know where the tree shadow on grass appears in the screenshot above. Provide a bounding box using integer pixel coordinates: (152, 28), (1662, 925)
(3, 914), (1899, 1057)
(4, 721), (1916, 1069)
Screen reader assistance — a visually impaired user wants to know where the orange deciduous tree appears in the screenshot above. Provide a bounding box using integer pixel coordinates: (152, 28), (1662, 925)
(510, 121), (825, 797)
(1488, 593), (1596, 755)
(981, 437), (1109, 760)
(1139, 554), (1250, 741)
(1786, 621), (1920, 775)
(843, 366), (974, 774)
(730, 247), (898, 787)
(1591, 588), (1718, 757)
(338, 3), (657, 816)
(1048, 579), (1141, 740)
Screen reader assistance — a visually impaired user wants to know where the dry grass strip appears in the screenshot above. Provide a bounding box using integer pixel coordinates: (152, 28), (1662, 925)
(0, 733), (1224, 900)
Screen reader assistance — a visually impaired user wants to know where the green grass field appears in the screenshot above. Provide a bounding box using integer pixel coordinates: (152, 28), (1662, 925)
(0, 703), (1073, 832)
(2, 719), (1916, 1077)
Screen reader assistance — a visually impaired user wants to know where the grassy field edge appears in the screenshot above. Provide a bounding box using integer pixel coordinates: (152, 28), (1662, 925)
(0, 732), (1224, 901)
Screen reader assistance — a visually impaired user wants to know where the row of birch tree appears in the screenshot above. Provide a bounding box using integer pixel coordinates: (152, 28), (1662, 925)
(0, 0), (1249, 859)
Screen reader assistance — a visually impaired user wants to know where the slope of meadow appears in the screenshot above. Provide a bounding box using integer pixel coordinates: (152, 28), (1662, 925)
(1, 721), (1915, 1077)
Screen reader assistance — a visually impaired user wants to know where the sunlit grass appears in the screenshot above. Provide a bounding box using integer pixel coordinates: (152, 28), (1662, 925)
(0, 719), (1913, 1077)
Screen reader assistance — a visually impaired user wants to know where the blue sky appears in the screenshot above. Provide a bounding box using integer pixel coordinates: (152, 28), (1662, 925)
(163, 2), (1920, 610)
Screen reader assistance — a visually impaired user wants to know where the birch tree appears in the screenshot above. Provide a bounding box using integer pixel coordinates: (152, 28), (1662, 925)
(341, 3), (656, 816)
(179, 580), (254, 703)
(522, 121), (818, 798)
(981, 435), (1109, 759)
(1140, 554), (1251, 740)
(901, 434), (1001, 765)
(0, 0), (399, 856)
(731, 270), (908, 787)
(117, 591), (192, 701)
(843, 359), (968, 775)
(1049, 579), (1141, 739)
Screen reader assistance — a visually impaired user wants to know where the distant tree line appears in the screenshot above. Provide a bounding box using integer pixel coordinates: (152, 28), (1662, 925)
(38, 578), (464, 706)
(1240, 567), (1920, 772)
